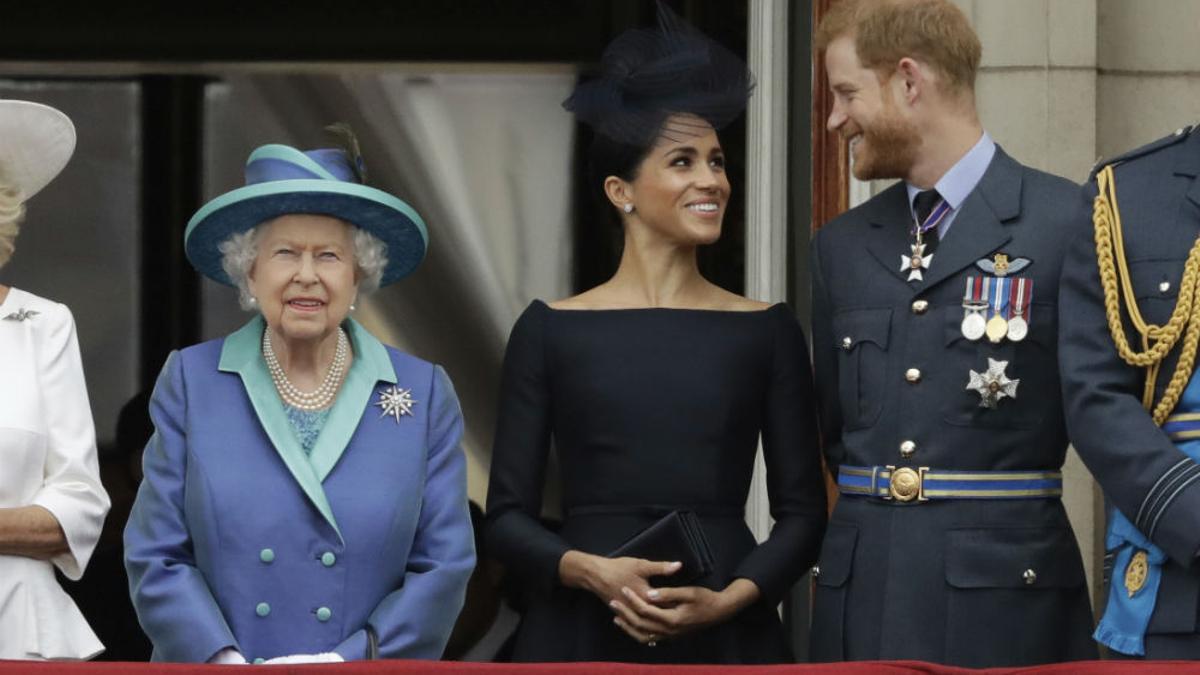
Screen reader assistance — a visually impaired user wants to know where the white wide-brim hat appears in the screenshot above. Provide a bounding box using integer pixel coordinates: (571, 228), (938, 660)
(0, 100), (76, 200)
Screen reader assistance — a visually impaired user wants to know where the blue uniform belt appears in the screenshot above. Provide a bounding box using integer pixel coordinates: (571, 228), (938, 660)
(1163, 412), (1200, 442)
(837, 465), (1063, 502)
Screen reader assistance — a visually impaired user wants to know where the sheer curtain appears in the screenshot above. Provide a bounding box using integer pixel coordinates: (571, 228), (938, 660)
(201, 68), (577, 500)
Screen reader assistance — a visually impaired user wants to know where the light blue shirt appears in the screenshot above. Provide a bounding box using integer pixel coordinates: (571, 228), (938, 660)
(906, 131), (996, 239)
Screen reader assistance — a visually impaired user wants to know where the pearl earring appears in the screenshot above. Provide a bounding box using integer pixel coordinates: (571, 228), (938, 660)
(248, 296), (258, 307)
(623, 203), (634, 214)
(350, 303), (357, 312)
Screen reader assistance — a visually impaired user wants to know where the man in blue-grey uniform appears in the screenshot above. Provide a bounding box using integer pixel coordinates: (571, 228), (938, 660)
(808, 0), (1095, 666)
(1059, 123), (1200, 659)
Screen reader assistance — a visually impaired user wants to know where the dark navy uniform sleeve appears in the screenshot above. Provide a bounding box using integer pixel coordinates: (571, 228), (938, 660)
(1059, 183), (1200, 566)
(485, 303), (572, 593)
(731, 306), (827, 604)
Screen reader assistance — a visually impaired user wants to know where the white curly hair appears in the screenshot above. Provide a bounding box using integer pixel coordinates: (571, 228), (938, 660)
(0, 183), (26, 271)
(218, 219), (389, 311)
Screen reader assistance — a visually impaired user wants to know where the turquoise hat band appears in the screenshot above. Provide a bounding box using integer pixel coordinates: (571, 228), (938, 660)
(185, 179), (428, 288)
(247, 144), (342, 181)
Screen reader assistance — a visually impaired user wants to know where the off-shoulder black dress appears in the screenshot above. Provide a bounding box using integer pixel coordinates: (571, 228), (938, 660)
(485, 300), (826, 663)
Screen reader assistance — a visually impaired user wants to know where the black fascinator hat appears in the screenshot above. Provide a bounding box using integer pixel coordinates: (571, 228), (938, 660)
(563, 2), (755, 148)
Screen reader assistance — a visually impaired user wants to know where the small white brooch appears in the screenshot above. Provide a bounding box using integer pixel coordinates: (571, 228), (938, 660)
(3, 308), (39, 322)
(375, 385), (418, 423)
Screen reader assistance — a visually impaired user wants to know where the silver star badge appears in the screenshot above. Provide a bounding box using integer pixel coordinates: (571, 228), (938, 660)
(3, 308), (40, 322)
(966, 358), (1020, 409)
(375, 385), (417, 423)
(900, 242), (933, 282)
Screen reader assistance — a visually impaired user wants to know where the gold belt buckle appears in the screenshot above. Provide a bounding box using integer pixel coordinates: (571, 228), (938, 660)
(886, 465), (929, 502)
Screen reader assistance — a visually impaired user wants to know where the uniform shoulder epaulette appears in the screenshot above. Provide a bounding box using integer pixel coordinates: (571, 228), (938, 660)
(1089, 124), (1196, 180)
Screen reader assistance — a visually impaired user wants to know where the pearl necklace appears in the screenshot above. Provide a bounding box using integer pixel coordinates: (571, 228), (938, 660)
(262, 328), (349, 411)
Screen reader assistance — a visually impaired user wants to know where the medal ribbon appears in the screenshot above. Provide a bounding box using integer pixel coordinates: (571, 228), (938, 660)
(991, 276), (1011, 319)
(1009, 278), (1032, 319)
(913, 198), (951, 237)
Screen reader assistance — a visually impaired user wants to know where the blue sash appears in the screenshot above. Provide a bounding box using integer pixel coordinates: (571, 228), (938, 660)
(1094, 371), (1200, 655)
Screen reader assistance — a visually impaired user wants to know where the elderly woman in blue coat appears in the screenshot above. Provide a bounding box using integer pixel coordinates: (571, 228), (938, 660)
(124, 133), (475, 664)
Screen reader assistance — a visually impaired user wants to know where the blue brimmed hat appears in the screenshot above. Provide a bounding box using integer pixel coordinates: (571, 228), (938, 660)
(185, 143), (428, 287)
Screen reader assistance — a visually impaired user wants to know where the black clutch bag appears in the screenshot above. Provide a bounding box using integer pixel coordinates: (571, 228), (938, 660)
(607, 510), (715, 586)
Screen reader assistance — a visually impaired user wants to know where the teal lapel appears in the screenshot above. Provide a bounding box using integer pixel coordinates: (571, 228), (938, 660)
(218, 316), (343, 540)
(307, 318), (397, 483)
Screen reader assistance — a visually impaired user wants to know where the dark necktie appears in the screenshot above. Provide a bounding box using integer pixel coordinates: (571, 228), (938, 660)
(913, 188), (942, 254)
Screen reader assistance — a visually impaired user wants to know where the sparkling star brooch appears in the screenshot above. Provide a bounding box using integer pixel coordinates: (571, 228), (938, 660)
(900, 242), (933, 282)
(3, 308), (40, 322)
(375, 385), (418, 423)
(966, 358), (1020, 409)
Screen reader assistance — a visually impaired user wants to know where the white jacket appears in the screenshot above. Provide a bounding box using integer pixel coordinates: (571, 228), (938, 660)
(0, 288), (108, 659)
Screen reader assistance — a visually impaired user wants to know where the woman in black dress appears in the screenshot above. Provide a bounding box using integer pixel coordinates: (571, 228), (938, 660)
(484, 5), (826, 664)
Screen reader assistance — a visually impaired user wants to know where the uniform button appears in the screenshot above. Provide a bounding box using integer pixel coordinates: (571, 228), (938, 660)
(905, 368), (922, 383)
(256, 602), (271, 617)
(811, 565), (821, 579)
(841, 336), (853, 350)
(1176, 127), (1186, 136)
(253, 658), (266, 665)
(316, 606), (332, 622)
(911, 299), (929, 315)
(1160, 281), (1172, 294)
(899, 440), (916, 458)
(259, 548), (275, 563)
(321, 552), (337, 567)
(1023, 568), (1037, 585)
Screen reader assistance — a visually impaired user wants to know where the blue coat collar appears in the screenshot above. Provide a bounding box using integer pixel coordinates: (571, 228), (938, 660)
(217, 315), (397, 538)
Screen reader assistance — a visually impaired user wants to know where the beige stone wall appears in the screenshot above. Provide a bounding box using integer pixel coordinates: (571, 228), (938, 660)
(1097, 0), (1200, 157)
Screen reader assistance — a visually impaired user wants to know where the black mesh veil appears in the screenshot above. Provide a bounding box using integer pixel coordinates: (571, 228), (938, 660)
(562, 2), (755, 146)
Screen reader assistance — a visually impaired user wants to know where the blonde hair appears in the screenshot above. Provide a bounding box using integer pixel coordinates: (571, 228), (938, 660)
(0, 183), (26, 270)
(815, 0), (981, 95)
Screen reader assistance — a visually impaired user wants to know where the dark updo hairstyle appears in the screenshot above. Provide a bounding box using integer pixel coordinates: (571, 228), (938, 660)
(564, 1), (754, 211)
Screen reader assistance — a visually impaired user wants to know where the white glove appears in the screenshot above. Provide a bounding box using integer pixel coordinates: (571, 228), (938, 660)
(262, 652), (345, 664)
(207, 648), (247, 665)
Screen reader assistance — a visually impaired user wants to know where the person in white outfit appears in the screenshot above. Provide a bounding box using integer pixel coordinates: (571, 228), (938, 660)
(0, 99), (110, 660)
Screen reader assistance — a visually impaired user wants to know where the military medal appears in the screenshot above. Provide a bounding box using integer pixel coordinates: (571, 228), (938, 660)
(1124, 549), (1149, 597)
(961, 277), (988, 341)
(985, 276), (1009, 343)
(966, 358), (1020, 409)
(900, 242), (932, 282)
(1007, 277), (1033, 342)
(901, 197), (951, 283)
(963, 308), (987, 341)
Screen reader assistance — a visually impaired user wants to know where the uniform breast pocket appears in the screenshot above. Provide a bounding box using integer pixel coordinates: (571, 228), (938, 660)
(943, 526), (1090, 666)
(941, 302), (1057, 430)
(831, 309), (892, 430)
(1129, 258), (1185, 326)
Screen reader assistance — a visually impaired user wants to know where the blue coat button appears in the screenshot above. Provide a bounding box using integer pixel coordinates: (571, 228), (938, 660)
(256, 602), (271, 617)
(259, 548), (275, 563)
(321, 552), (336, 567)
(316, 606), (332, 622)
